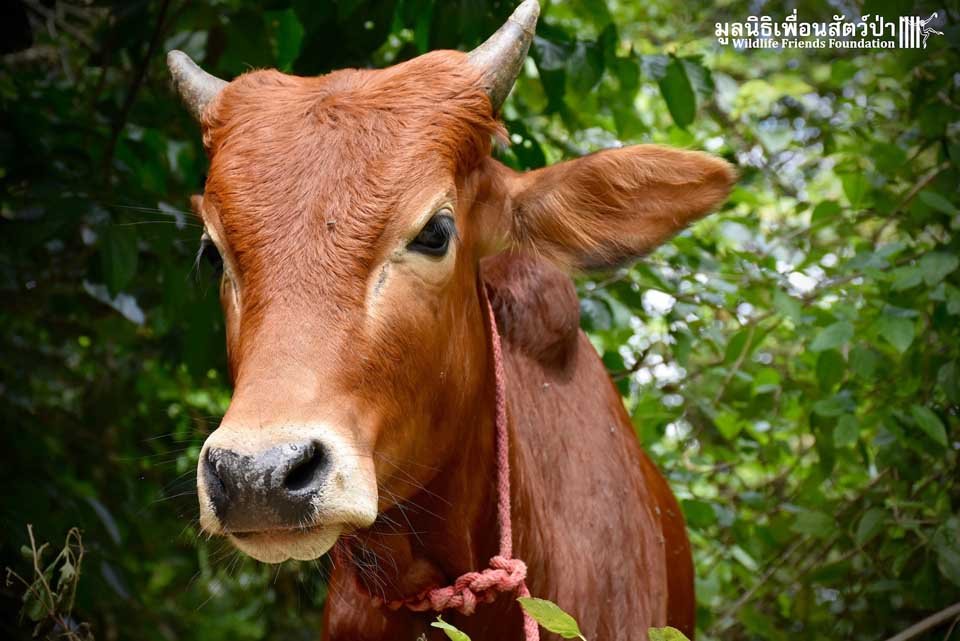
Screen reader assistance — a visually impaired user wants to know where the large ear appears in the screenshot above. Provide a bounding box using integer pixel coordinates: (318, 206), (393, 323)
(503, 145), (736, 270)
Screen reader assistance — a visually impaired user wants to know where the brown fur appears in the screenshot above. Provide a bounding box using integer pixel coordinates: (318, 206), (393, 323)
(190, 47), (734, 641)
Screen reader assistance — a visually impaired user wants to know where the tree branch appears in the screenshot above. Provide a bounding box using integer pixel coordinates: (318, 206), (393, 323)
(101, 0), (173, 179)
(882, 602), (960, 641)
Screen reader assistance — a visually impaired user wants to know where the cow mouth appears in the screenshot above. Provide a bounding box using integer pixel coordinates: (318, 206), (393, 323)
(229, 523), (323, 539)
(226, 523), (344, 563)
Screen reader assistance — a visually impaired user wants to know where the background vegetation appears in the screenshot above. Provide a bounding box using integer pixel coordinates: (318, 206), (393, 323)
(2, 0), (959, 639)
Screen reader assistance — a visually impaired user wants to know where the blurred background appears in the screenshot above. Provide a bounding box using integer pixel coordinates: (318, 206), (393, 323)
(1, 0), (958, 639)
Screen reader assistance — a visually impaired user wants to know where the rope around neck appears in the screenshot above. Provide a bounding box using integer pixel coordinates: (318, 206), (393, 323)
(375, 284), (539, 640)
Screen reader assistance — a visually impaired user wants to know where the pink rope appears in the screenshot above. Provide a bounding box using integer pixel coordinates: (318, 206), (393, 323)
(377, 284), (539, 640)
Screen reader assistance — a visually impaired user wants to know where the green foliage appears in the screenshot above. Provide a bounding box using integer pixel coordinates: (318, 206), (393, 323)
(5, 526), (91, 641)
(2, 1), (959, 640)
(517, 596), (587, 640)
(431, 616), (472, 641)
(648, 627), (693, 641)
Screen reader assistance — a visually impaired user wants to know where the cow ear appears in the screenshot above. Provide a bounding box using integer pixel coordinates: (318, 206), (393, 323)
(501, 145), (736, 270)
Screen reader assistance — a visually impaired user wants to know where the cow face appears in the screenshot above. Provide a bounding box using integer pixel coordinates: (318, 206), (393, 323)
(170, 0), (734, 563)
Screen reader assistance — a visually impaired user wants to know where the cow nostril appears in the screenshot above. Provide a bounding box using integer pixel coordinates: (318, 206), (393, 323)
(202, 448), (229, 516)
(283, 442), (328, 492)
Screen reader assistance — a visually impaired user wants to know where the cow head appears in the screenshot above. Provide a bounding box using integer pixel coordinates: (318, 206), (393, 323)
(170, 0), (734, 563)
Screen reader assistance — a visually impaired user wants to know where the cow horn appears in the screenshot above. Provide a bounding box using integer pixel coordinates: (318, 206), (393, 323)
(468, 0), (540, 112)
(167, 50), (227, 121)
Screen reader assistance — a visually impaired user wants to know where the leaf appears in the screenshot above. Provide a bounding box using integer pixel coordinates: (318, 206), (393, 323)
(834, 414), (859, 447)
(266, 9), (304, 71)
(792, 511), (834, 538)
(431, 616), (471, 641)
(714, 411), (742, 440)
(580, 298), (612, 332)
(855, 508), (885, 546)
(910, 405), (948, 447)
(811, 201), (841, 223)
(724, 328), (751, 364)
(566, 42), (604, 95)
(816, 350), (845, 391)
(840, 172), (870, 209)
(918, 252), (959, 286)
(658, 57), (696, 129)
(889, 265), (923, 291)
(681, 58), (714, 103)
(874, 316), (914, 353)
(517, 597), (586, 640)
(100, 225), (138, 296)
(649, 627), (692, 641)
(681, 499), (717, 529)
(933, 518), (960, 587)
(918, 190), (960, 215)
(938, 361), (960, 403)
(851, 346), (880, 381)
(773, 289), (803, 322)
(810, 321), (853, 352)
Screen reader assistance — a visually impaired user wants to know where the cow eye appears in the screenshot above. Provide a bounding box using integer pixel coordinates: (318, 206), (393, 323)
(197, 233), (223, 275)
(408, 212), (455, 257)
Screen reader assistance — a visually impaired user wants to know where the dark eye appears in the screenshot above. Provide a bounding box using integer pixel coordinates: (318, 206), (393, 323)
(408, 212), (456, 257)
(196, 233), (223, 275)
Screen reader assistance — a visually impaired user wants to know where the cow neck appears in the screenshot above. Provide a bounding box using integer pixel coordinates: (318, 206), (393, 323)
(344, 282), (539, 641)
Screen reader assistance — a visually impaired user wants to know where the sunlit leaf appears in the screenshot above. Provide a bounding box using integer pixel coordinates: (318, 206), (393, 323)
(649, 626), (692, 641)
(432, 616), (471, 641)
(517, 597), (586, 640)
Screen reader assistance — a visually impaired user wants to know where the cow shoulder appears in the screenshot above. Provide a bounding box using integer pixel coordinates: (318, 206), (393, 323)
(481, 252), (580, 369)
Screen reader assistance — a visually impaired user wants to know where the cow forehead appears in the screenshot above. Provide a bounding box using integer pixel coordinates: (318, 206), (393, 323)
(201, 52), (500, 288)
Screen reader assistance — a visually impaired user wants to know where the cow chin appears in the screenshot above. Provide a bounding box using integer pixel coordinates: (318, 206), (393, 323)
(229, 524), (344, 563)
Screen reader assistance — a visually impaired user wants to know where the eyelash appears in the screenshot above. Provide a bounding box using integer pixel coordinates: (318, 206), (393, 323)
(197, 233), (223, 275)
(408, 211), (456, 257)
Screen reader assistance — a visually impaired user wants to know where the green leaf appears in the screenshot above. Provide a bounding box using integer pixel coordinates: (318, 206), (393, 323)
(855, 508), (885, 546)
(933, 518), (960, 587)
(910, 405), (948, 447)
(266, 9), (304, 71)
(432, 616), (472, 641)
(811, 201), (841, 224)
(840, 172), (870, 209)
(580, 298), (612, 332)
(517, 597), (586, 640)
(658, 57), (696, 129)
(938, 362), (960, 403)
(681, 58), (714, 103)
(874, 316), (914, 353)
(100, 225), (138, 296)
(566, 42), (604, 95)
(919, 252), (959, 286)
(890, 265), (923, 291)
(851, 346), (880, 381)
(810, 321), (853, 352)
(918, 190), (960, 215)
(834, 414), (859, 447)
(649, 626), (692, 641)
(773, 289), (803, 322)
(714, 410), (742, 440)
(681, 499), (717, 529)
(724, 328), (751, 364)
(816, 350), (845, 391)
(792, 511), (834, 538)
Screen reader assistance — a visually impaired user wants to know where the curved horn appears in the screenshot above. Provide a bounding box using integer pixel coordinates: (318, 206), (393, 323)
(166, 50), (227, 121)
(468, 0), (540, 112)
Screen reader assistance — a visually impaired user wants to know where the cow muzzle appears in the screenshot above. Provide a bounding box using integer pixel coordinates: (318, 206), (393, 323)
(196, 423), (378, 563)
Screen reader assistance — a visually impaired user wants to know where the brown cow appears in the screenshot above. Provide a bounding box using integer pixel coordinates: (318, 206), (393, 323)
(167, 1), (734, 639)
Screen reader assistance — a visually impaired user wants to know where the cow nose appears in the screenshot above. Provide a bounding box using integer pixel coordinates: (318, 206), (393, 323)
(202, 440), (330, 532)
